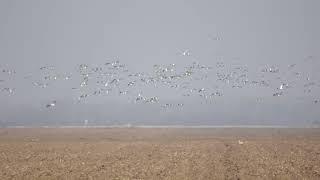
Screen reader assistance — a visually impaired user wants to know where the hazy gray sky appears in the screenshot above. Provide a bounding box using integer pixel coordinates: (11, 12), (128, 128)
(0, 0), (319, 126)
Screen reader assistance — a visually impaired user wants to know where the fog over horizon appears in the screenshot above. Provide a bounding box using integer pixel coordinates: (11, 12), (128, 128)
(0, 0), (319, 127)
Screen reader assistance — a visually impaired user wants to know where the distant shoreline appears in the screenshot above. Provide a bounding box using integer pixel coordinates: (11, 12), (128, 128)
(2, 125), (319, 129)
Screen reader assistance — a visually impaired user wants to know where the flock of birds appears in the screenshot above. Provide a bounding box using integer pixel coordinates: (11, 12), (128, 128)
(0, 52), (320, 114)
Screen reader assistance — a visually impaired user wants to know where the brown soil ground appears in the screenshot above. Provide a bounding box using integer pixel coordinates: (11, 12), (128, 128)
(0, 128), (319, 180)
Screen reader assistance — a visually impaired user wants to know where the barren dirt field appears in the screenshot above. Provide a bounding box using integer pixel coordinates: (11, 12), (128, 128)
(0, 128), (319, 180)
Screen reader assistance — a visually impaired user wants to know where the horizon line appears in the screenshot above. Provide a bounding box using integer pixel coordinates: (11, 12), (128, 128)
(2, 125), (319, 129)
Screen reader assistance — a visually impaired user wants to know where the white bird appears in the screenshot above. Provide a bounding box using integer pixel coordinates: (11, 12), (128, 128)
(238, 140), (244, 145)
(46, 101), (56, 108)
